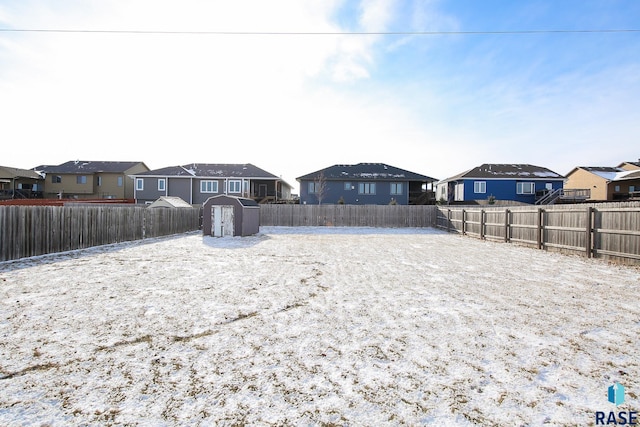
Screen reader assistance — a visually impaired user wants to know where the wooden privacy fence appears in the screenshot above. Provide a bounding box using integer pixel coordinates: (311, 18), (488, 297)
(0, 205), (202, 262)
(260, 204), (437, 228)
(435, 204), (640, 264)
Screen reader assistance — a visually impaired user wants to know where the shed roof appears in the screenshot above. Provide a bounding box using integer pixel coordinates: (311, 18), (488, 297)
(297, 163), (436, 182)
(147, 196), (193, 208)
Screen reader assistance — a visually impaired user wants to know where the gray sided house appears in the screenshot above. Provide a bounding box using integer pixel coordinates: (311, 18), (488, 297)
(131, 163), (293, 205)
(38, 161), (149, 199)
(436, 164), (565, 205)
(297, 163), (438, 205)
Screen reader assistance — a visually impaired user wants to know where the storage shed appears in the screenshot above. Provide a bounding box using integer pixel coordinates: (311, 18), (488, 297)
(202, 195), (260, 237)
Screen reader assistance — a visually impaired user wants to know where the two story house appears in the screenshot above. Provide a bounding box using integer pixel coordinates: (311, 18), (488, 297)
(37, 161), (150, 199)
(297, 163), (437, 205)
(436, 164), (565, 205)
(131, 163), (293, 205)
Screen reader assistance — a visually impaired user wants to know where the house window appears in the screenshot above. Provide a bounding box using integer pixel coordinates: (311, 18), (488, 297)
(517, 182), (535, 195)
(309, 182), (319, 194)
(200, 180), (218, 193)
(474, 181), (486, 194)
(358, 182), (376, 195)
(390, 183), (403, 195)
(228, 180), (241, 193)
(158, 179), (166, 191)
(614, 185), (621, 192)
(52, 175), (62, 183)
(117, 176), (123, 187)
(630, 185), (636, 192)
(77, 175), (87, 184)
(136, 178), (144, 191)
(97, 176), (102, 187)
(344, 182), (351, 191)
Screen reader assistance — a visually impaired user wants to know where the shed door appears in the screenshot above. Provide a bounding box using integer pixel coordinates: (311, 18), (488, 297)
(212, 205), (235, 237)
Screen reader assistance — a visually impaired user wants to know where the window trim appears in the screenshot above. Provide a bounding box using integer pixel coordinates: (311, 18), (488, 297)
(228, 179), (242, 193)
(390, 182), (403, 195)
(136, 178), (144, 191)
(473, 181), (486, 194)
(516, 182), (535, 195)
(200, 180), (218, 193)
(158, 178), (166, 192)
(358, 182), (376, 195)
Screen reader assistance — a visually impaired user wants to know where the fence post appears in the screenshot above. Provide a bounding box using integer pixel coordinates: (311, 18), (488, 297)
(447, 209), (451, 232)
(504, 209), (510, 243)
(480, 209), (485, 239)
(585, 206), (593, 258)
(537, 208), (543, 250)
(462, 209), (466, 235)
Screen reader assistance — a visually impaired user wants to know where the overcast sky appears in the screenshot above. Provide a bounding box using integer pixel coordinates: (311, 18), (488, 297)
(1, 0), (639, 192)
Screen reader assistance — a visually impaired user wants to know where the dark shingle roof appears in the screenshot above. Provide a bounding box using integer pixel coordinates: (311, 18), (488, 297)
(441, 164), (564, 182)
(40, 161), (145, 174)
(297, 163), (437, 182)
(137, 163), (278, 179)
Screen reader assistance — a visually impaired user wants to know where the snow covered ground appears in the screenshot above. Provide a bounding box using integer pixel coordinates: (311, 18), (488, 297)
(1, 226), (638, 426)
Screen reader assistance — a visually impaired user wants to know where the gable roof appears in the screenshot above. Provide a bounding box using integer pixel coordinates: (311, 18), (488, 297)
(296, 163), (437, 182)
(40, 161), (146, 174)
(136, 163), (279, 179)
(0, 166), (44, 180)
(440, 164), (564, 183)
(618, 161), (640, 169)
(147, 196), (193, 208)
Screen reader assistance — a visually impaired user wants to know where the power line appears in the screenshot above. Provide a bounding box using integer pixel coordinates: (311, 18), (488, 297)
(0, 28), (639, 36)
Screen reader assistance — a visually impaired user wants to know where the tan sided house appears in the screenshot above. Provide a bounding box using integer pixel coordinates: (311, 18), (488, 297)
(38, 161), (149, 199)
(564, 166), (640, 201)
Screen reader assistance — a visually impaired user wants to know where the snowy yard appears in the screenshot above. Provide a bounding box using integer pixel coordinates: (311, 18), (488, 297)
(1, 226), (639, 426)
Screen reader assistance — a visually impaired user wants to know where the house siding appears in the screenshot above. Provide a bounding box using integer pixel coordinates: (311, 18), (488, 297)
(462, 179), (563, 203)
(299, 180), (410, 205)
(564, 169), (608, 201)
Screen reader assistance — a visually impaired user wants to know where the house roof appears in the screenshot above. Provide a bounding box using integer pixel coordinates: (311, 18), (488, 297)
(39, 161), (146, 174)
(440, 164), (564, 183)
(0, 166), (43, 180)
(136, 163), (280, 179)
(296, 163), (437, 182)
(618, 161), (640, 169)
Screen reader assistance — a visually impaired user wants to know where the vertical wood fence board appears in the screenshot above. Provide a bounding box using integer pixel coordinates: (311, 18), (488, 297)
(0, 206), (201, 262)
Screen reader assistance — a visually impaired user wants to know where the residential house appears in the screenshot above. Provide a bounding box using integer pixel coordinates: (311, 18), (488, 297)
(37, 161), (149, 199)
(130, 163), (293, 205)
(297, 163), (437, 205)
(0, 166), (44, 199)
(564, 166), (640, 201)
(436, 164), (565, 205)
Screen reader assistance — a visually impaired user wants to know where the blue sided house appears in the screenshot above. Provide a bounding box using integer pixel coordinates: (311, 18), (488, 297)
(436, 164), (565, 205)
(297, 163), (438, 205)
